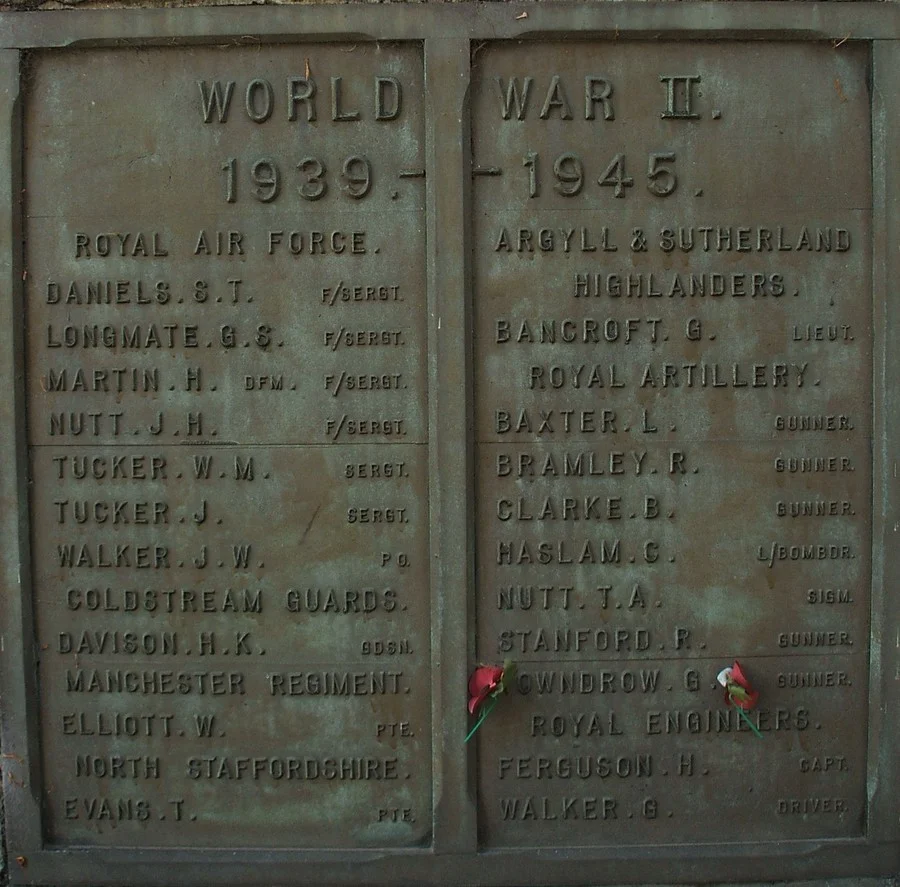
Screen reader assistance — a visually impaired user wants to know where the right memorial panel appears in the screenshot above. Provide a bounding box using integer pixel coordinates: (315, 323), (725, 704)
(471, 41), (872, 848)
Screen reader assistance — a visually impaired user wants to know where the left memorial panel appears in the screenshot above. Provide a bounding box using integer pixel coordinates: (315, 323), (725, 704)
(24, 45), (430, 848)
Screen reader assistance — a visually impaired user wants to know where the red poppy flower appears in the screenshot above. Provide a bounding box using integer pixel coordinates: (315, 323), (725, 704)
(468, 665), (504, 715)
(717, 660), (760, 711)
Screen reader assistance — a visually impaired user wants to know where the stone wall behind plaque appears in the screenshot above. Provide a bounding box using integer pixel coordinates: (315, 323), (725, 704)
(0, 0), (878, 10)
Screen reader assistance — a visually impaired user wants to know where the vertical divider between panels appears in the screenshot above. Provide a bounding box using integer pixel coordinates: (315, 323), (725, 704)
(868, 38), (900, 848)
(0, 49), (43, 857)
(425, 36), (478, 854)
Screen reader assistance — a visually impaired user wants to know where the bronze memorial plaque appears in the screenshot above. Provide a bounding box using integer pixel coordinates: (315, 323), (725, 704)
(472, 42), (873, 846)
(25, 45), (430, 848)
(0, 6), (898, 887)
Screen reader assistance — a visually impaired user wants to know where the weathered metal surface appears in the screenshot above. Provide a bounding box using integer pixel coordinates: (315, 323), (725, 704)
(471, 41), (872, 846)
(25, 44), (431, 848)
(0, 5), (896, 887)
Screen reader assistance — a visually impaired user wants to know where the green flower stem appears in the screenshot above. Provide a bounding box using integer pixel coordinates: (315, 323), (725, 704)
(465, 695), (500, 743)
(738, 707), (764, 739)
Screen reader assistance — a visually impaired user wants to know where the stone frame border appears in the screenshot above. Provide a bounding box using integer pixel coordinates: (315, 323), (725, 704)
(0, 4), (897, 884)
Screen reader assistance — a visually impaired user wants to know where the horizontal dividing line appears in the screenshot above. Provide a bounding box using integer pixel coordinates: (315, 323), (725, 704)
(492, 652), (868, 664)
(473, 166), (503, 177)
(465, 140), (871, 162)
(41, 661), (425, 668)
(472, 837), (873, 857)
(25, 208), (427, 220)
(469, 205), (873, 214)
(467, 135), (871, 153)
(474, 437), (871, 445)
(42, 653), (867, 669)
(24, 206), (874, 219)
(398, 168), (426, 178)
(28, 439), (871, 448)
(29, 441), (429, 449)
(43, 648), (870, 660)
